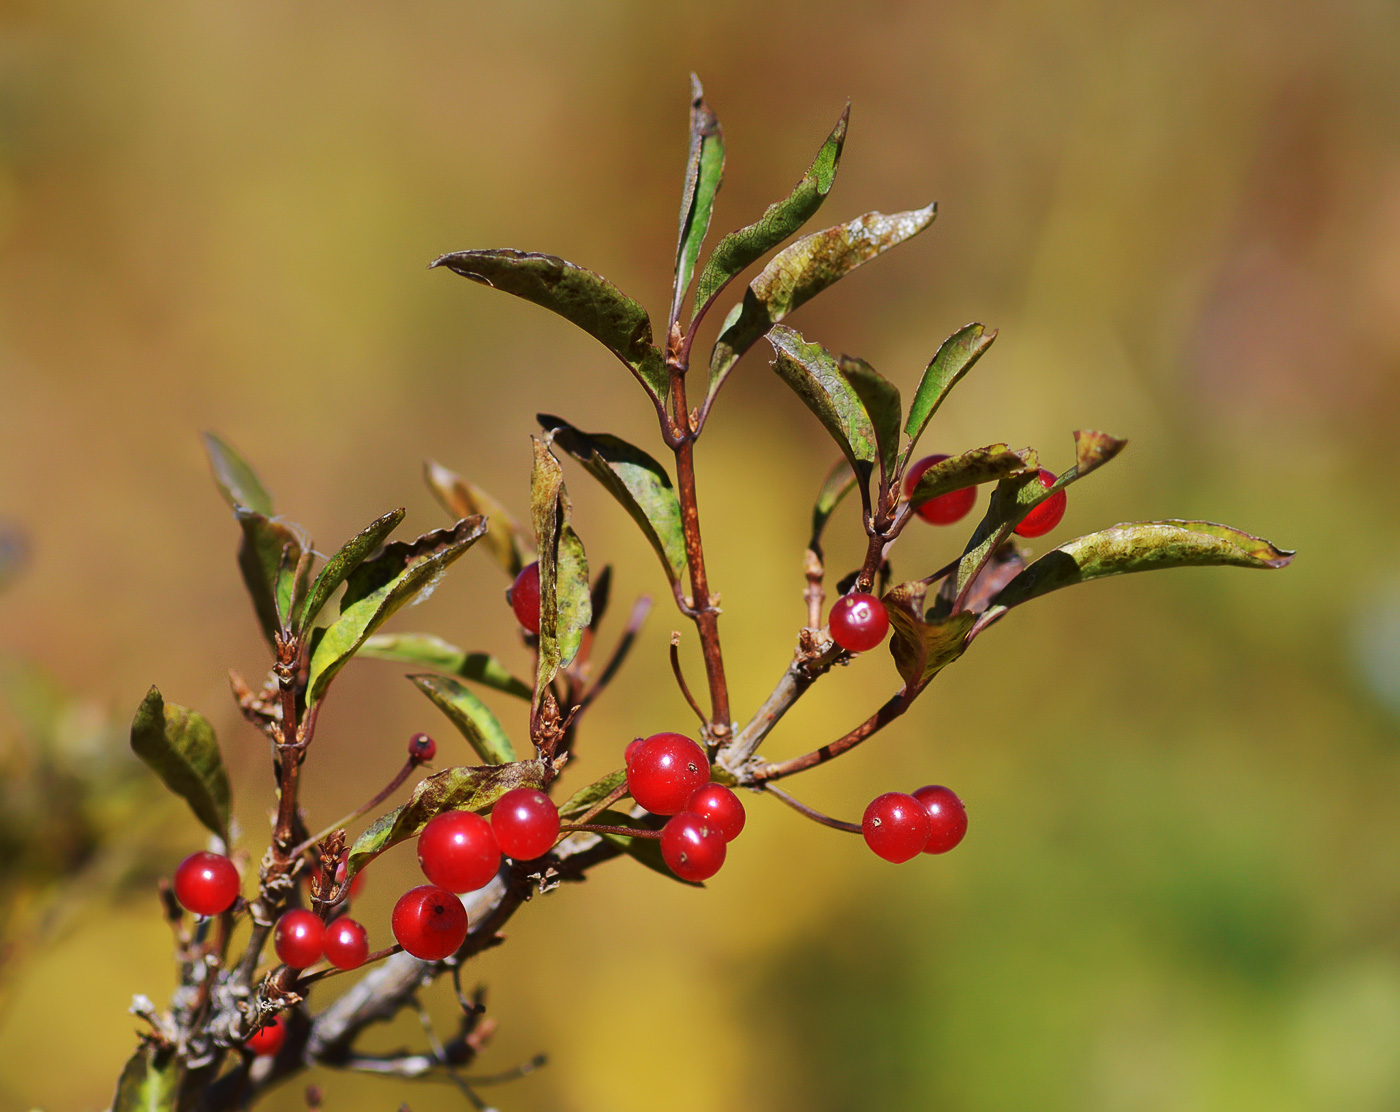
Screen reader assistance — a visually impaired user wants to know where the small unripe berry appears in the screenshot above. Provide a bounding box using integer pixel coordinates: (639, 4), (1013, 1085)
(1013, 469), (1067, 538)
(660, 812), (727, 881)
(626, 733), (710, 815)
(408, 732), (437, 762)
(912, 784), (968, 854)
(687, 784), (746, 842)
(862, 792), (933, 863)
(510, 561), (542, 633)
(173, 852), (240, 916)
(417, 810), (501, 893)
(491, 788), (560, 860)
(392, 884), (468, 960)
(323, 916), (370, 970)
(273, 909), (325, 969)
(829, 593), (890, 653)
(245, 1015), (285, 1058)
(905, 454), (978, 524)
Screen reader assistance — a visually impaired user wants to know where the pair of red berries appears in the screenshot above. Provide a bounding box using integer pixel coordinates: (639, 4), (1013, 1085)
(904, 454), (1066, 538)
(272, 909), (369, 970)
(861, 784), (967, 863)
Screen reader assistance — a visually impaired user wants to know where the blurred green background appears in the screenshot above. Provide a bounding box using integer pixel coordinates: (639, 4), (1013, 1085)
(2, 1), (1398, 1109)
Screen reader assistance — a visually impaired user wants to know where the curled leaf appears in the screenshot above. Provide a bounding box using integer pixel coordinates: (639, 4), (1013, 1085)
(130, 686), (231, 844)
(881, 581), (974, 690)
(905, 445), (1034, 506)
(294, 508), (406, 633)
(530, 439), (592, 701)
(671, 74), (726, 323)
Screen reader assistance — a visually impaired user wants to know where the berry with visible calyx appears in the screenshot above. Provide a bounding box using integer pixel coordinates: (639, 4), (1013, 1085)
(1013, 469), (1067, 538)
(273, 909), (325, 969)
(626, 733), (710, 816)
(323, 917), (370, 970)
(862, 792), (933, 863)
(905, 454), (978, 525)
(173, 852), (240, 916)
(245, 1015), (285, 1058)
(660, 812), (727, 881)
(417, 810), (501, 893)
(688, 784), (746, 842)
(408, 732), (437, 763)
(509, 561), (541, 633)
(491, 788), (560, 860)
(392, 884), (468, 960)
(829, 593), (890, 653)
(912, 784), (968, 854)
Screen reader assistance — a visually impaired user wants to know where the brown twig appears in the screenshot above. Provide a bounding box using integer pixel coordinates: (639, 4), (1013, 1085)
(669, 632), (708, 727)
(751, 689), (913, 782)
(762, 783), (861, 834)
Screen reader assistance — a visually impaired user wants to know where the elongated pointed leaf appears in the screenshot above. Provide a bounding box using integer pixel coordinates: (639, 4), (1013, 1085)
(537, 415), (687, 585)
(345, 761), (546, 879)
(113, 1043), (182, 1112)
(204, 432), (273, 516)
(768, 326), (876, 480)
(295, 508), (405, 633)
(880, 581), (974, 689)
(236, 511), (311, 644)
(671, 75), (725, 324)
(810, 458), (858, 555)
(707, 204), (937, 410)
(342, 518), (483, 611)
(692, 104), (849, 320)
(530, 439), (592, 700)
(901, 324), (997, 467)
(839, 355), (901, 478)
(358, 633), (531, 699)
(906, 445), (1034, 506)
(410, 674), (517, 765)
(430, 249), (668, 402)
(558, 768), (627, 820)
(425, 461), (532, 578)
(130, 686), (231, 844)
(592, 809), (702, 887)
(307, 517), (486, 703)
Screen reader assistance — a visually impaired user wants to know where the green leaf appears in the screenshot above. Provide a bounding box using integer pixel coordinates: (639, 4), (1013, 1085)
(592, 809), (701, 887)
(130, 687), (232, 844)
(235, 511), (311, 644)
(342, 518), (483, 611)
(809, 458), (857, 556)
(113, 1043), (182, 1112)
(430, 249), (668, 403)
(424, 461), (532, 578)
(409, 674), (517, 765)
(692, 104), (849, 320)
(345, 761), (545, 879)
(901, 324), (997, 467)
(294, 508), (405, 633)
(671, 74), (725, 324)
(203, 432), (273, 516)
(530, 439), (592, 702)
(707, 204), (937, 412)
(358, 633), (531, 699)
(306, 517), (486, 704)
(839, 355), (901, 478)
(906, 444), (1035, 506)
(982, 521), (1295, 618)
(558, 768), (627, 820)
(767, 326), (877, 481)
(880, 582), (974, 690)
(537, 414), (687, 585)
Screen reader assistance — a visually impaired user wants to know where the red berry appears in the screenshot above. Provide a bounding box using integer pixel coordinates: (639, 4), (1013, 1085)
(829, 593), (890, 653)
(491, 788), (560, 860)
(417, 810), (502, 893)
(660, 812), (727, 882)
(905, 454), (978, 524)
(624, 737), (644, 765)
(392, 884), (468, 960)
(687, 784), (746, 842)
(912, 784), (968, 854)
(1014, 469), (1067, 538)
(510, 561), (541, 633)
(408, 732), (437, 762)
(273, 909), (325, 969)
(173, 852), (240, 916)
(245, 1015), (285, 1058)
(625, 733), (710, 816)
(862, 792), (933, 863)
(323, 917), (370, 970)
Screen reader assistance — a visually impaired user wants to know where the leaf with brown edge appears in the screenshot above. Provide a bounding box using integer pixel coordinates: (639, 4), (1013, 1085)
(900, 324), (997, 467)
(905, 445), (1035, 507)
(294, 508), (405, 633)
(558, 768), (627, 820)
(839, 355), (901, 479)
(425, 460), (532, 578)
(809, 458), (858, 557)
(671, 74), (725, 324)
(342, 517), (486, 612)
(130, 686), (231, 844)
(767, 325), (877, 482)
(881, 580), (974, 690)
(530, 438), (591, 704)
(429, 249), (668, 403)
(345, 761), (546, 879)
(358, 633), (531, 699)
(410, 674), (517, 765)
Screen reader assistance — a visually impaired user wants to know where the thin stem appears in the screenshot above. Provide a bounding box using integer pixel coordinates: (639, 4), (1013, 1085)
(290, 757), (421, 859)
(559, 823), (662, 839)
(669, 632), (708, 727)
(297, 945), (404, 987)
(752, 689), (913, 782)
(762, 783), (861, 834)
(579, 596), (651, 710)
(566, 779), (630, 827)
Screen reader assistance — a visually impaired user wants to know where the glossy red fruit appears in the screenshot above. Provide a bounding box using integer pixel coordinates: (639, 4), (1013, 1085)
(173, 852), (240, 916)
(912, 784), (968, 854)
(829, 593), (890, 653)
(905, 454), (978, 524)
(392, 884), (468, 960)
(491, 788), (560, 860)
(1014, 469), (1067, 538)
(862, 792), (934, 863)
(687, 784), (746, 842)
(323, 917), (370, 970)
(417, 810), (501, 893)
(660, 812), (727, 881)
(624, 737), (645, 765)
(408, 732), (437, 762)
(510, 561), (541, 633)
(273, 909), (325, 969)
(626, 733), (710, 816)
(245, 1015), (285, 1058)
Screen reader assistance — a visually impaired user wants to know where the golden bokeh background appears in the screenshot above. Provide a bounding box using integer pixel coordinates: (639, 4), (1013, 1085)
(2, 2), (1399, 1109)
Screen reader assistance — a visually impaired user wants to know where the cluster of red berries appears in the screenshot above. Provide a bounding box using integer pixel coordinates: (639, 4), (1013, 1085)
(625, 733), (745, 881)
(904, 452), (1067, 538)
(861, 784), (967, 862)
